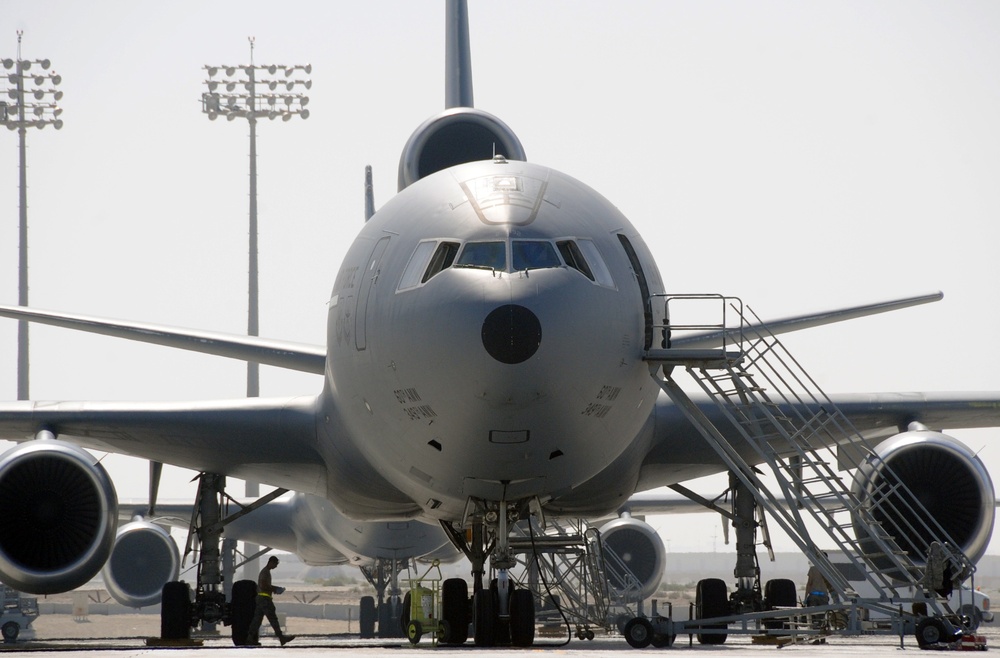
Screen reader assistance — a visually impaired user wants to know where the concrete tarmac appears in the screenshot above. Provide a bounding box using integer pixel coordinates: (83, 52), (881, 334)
(1, 623), (996, 656)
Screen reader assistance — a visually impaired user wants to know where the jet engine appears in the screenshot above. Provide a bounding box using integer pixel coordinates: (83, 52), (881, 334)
(397, 107), (526, 191)
(0, 439), (118, 594)
(102, 519), (180, 608)
(852, 428), (995, 572)
(599, 516), (666, 600)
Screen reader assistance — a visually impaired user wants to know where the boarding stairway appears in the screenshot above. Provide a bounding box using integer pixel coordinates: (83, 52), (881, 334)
(643, 294), (973, 620)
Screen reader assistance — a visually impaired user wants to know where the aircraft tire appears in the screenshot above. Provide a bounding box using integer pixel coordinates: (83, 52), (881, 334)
(441, 578), (469, 644)
(160, 581), (191, 641)
(229, 579), (257, 646)
(763, 578), (797, 629)
(359, 595), (376, 638)
(695, 578), (728, 645)
(399, 592), (411, 636)
(473, 589), (496, 646)
(509, 588), (535, 647)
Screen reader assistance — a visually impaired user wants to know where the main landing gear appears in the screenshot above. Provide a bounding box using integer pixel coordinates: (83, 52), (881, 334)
(158, 472), (287, 645)
(439, 498), (537, 647)
(359, 558), (405, 638)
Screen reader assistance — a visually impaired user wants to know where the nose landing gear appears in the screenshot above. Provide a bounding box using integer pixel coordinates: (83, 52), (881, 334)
(439, 498), (537, 647)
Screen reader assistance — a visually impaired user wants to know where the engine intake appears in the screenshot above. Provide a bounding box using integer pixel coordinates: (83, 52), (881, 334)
(102, 519), (180, 608)
(0, 440), (118, 594)
(599, 516), (665, 600)
(397, 108), (526, 191)
(852, 428), (995, 572)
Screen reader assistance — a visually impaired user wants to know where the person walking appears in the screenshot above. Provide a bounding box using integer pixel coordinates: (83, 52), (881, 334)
(247, 556), (296, 646)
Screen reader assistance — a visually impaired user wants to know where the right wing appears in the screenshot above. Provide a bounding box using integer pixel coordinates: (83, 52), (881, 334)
(0, 304), (326, 374)
(0, 396), (328, 496)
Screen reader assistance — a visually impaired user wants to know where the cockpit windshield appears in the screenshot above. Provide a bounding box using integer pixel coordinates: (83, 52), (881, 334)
(512, 241), (561, 271)
(398, 236), (616, 291)
(456, 241), (506, 271)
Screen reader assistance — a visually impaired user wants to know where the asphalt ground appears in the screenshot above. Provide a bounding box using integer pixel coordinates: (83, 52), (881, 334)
(1, 621), (996, 656)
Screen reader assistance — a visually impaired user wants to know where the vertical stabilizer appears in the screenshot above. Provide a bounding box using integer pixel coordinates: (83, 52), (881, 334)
(445, 0), (474, 108)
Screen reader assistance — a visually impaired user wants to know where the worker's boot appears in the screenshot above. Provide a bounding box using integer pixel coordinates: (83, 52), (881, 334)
(279, 634), (296, 646)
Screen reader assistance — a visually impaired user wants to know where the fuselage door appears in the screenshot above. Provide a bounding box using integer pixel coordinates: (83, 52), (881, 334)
(617, 234), (653, 350)
(356, 236), (391, 351)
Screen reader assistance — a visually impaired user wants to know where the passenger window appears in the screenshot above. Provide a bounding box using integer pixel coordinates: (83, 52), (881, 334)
(398, 241), (439, 290)
(512, 241), (561, 271)
(456, 241), (506, 271)
(422, 241), (459, 283)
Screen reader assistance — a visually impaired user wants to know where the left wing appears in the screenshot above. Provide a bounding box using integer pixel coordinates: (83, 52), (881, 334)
(0, 396), (327, 496)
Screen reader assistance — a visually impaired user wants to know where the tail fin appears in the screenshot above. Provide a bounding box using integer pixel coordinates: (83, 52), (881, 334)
(445, 0), (474, 108)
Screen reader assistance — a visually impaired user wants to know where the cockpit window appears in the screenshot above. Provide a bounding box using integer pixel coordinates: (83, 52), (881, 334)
(399, 240), (460, 291)
(512, 241), (561, 271)
(398, 240), (439, 290)
(557, 238), (615, 288)
(456, 241), (506, 271)
(557, 240), (594, 280)
(422, 241), (459, 283)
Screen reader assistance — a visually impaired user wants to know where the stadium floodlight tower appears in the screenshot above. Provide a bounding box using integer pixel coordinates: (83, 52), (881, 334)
(201, 37), (310, 585)
(201, 37), (310, 400)
(1, 31), (63, 401)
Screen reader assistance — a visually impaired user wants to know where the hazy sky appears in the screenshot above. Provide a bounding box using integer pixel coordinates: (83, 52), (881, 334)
(2, 1), (1000, 559)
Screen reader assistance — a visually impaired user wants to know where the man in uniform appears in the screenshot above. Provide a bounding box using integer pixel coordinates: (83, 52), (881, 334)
(248, 556), (296, 646)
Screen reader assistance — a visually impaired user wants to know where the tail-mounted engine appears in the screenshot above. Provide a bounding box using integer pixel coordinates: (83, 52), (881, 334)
(397, 108), (526, 191)
(102, 518), (180, 608)
(0, 438), (118, 594)
(599, 516), (666, 600)
(852, 428), (995, 570)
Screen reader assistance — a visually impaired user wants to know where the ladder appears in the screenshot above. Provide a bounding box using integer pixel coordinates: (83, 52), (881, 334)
(508, 520), (615, 633)
(644, 294), (972, 614)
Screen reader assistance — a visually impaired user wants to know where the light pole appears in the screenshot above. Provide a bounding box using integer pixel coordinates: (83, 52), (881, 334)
(202, 37), (310, 399)
(1, 31), (63, 401)
(202, 38), (310, 581)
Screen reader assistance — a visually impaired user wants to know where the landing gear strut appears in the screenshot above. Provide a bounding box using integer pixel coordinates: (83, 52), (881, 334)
(158, 472), (287, 645)
(440, 498), (536, 647)
(359, 558), (405, 638)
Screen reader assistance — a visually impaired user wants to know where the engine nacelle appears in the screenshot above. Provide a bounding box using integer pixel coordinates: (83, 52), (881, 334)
(852, 428), (995, 572)
(397, 107), (526, 191)
(0, 439), (118, 594)
(599, 516), (665, 600)
(102, 519), (179, 608)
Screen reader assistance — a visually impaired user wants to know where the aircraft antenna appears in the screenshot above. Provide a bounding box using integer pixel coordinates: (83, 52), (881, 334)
(445, 0), (474, 108)
(364, 165), (375, 221)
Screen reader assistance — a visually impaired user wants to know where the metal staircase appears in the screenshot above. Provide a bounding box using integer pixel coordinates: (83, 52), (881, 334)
(508, 520), (609, 634)
(644, 294), (972, 616)
(508, 519), (650, 636)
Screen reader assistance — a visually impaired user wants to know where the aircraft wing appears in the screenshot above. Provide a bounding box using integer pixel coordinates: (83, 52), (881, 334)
(638, 391), (1000, 490)
(0, 396), (327, 496)
(0, 304), (326, 374)
(127, 499), (352, 566)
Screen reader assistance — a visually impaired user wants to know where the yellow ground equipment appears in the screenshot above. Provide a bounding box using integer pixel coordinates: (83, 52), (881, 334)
(405, 560), (446, 645)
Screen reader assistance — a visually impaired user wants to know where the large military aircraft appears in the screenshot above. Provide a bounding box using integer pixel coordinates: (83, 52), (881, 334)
(0, 0), (998, 648)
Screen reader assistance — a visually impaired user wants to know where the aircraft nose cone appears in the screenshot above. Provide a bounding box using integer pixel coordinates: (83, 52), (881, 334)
(481, 304), (542, 364)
